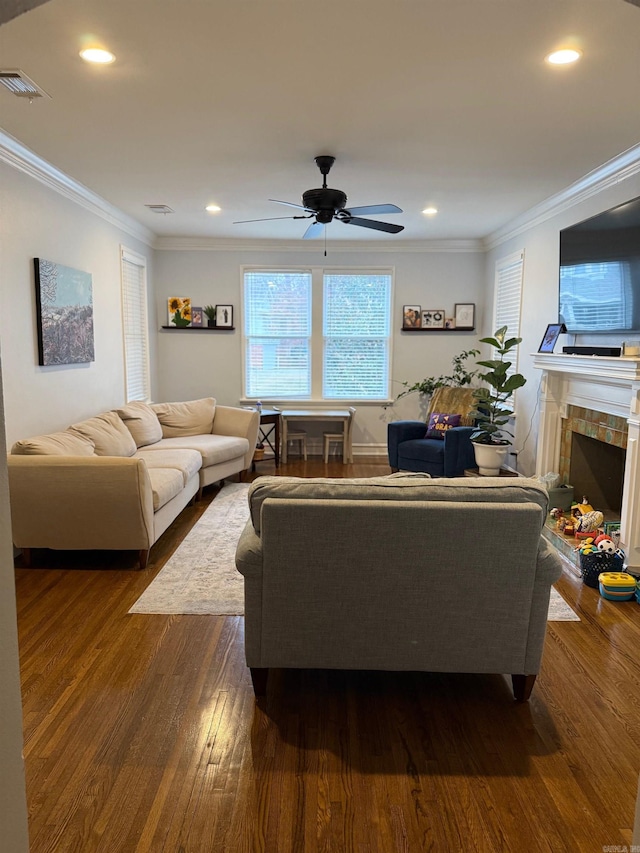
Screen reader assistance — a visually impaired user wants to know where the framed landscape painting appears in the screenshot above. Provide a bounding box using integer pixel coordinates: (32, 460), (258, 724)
(34, 258), (95, 366)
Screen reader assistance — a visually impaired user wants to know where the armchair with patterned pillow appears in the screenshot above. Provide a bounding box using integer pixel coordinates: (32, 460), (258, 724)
(387, 386), (478, 477)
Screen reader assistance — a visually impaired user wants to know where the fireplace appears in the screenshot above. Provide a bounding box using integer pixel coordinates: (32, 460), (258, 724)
(533, 353), (640, 574)
(559, 405), (627, 517)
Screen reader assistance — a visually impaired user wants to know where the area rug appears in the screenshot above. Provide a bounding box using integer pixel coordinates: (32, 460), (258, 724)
(129, 481), (580, 621)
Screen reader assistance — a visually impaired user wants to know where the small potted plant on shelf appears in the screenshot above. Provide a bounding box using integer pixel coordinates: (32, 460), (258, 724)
(203, 305), (217, 327)
(470, 326), (526, 476)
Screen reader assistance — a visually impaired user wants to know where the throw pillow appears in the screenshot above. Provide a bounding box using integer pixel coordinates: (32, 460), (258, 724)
(116, 401), (163, 447)
(425, 412), (461, 439)
(68, 411), (137, 457)
(151, 397), (216, 437)
(11, 430), (96, 456)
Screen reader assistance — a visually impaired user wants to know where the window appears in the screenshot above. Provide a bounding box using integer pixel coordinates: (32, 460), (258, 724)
(120, 247), (150, 402)
(243, 268), (392, 401)
(493, 250), (524, 378)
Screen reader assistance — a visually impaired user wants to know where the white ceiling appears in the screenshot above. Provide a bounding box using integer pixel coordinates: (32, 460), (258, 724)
(1, 0), (640, 243)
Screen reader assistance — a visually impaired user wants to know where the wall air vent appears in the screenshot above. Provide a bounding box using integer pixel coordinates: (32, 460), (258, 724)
(0, 69), (50, 99)
(145, 204), (174, 214)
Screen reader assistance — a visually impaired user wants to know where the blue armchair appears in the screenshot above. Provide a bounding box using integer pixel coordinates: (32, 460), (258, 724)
(387, 387), (478, 478)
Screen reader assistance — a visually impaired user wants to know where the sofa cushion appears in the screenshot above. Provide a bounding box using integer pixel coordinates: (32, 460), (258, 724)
(141, 434), (248, 467)
(146, 467), (185, 511)
(69, 411), (137, 457)
(248, 474), (549, 535)
(151, 398), (216, 438)
(11, 430), (95, 456)
(116, 401), (163, 447)
(135, 447), (202, 485)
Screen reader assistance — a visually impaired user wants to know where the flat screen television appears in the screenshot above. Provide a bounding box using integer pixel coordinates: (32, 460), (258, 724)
(558, 195), (640, 333)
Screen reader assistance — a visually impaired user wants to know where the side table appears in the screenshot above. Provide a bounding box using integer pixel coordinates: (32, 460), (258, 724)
(253, 409), (281, 469)
(464, 466), (520, 478)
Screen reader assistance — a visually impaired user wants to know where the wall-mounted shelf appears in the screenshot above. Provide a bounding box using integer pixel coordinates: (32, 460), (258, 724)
(161, 325), (235, 331)
(401, 327), (475, 333)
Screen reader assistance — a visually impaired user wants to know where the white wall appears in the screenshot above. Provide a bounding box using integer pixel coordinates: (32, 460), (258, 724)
(485, 174), (640, 476)
(0, 352), (29, 852)
(154, 246), (486, 449)
(0, 160), (155, 447)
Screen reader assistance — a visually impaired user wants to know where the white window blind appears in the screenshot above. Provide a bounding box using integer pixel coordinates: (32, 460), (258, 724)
(120, 248), (150, 402)
(494, 250), (524, 377)
(244, 270), (312, 398)
(323, 273), (391, 399)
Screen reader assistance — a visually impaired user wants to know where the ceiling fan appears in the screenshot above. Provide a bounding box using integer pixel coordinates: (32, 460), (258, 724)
(234, 155), (404, 238)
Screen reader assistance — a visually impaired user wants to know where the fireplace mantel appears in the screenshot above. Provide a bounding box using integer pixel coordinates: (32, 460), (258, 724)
(534, 353), (640, 573)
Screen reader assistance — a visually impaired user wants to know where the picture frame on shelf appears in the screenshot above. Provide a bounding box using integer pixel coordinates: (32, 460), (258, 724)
(402, 305), (421, 329)
(538, 322), (566, 353)
(215, 304), (233, 328)
(445, 317), (456, 330)
(454, 302), (475, 330)
(421, 309), (445, 329)
(168, 296), (191, 327)
(191, 306), (204, 327)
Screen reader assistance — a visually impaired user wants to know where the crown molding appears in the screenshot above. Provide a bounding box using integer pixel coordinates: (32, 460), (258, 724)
(153, 236), (482, 252)
(0, 129), (155, 246)
(484, 143), (640, 251)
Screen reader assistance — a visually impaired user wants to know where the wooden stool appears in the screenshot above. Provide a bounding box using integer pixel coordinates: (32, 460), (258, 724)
(323, 407), (356, 463)
(287, 430), (307, 460)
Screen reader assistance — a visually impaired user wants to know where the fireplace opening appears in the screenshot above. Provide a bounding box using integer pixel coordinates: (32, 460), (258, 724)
(569, 432), (626, 516)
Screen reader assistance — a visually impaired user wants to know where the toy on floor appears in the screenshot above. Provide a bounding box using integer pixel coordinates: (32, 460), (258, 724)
(595, 534), (616, 554)
(598, 571), (636, 601)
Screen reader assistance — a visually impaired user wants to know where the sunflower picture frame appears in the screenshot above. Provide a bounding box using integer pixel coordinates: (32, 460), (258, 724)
(167, 297), (192, 327)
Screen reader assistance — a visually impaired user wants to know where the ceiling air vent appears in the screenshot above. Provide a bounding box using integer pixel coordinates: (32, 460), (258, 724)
(145, 204), (174, 214)
(0, 69), (50, 99)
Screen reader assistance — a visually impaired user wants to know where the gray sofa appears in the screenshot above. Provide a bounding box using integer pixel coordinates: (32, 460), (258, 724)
(235, 474), (563, 701)
(9, 398), (259, 568)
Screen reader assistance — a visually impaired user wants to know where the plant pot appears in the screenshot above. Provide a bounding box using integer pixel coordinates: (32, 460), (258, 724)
(207, 319), (216, 328)
(253, 446), (265, 461)
(472, 441), (508, 476)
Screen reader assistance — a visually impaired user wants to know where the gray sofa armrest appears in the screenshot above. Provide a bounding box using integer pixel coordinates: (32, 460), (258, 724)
(212, 405), (260, 468)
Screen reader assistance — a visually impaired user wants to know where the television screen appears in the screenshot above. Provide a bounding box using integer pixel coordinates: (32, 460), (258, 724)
(558, 195), (640, 333)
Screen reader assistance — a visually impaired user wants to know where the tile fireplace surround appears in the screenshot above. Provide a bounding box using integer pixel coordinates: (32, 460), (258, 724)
(534, 353), (640, 574)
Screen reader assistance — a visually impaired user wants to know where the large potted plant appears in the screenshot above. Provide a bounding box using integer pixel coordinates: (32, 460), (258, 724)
(470, 326), (526, 475)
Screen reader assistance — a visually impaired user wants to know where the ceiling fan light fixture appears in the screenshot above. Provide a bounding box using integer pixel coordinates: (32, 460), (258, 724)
(545, 48), (582, 65)
(422, 206), (438, 216)
(205, 204), (221, 213)
(80, 48), (116, 65)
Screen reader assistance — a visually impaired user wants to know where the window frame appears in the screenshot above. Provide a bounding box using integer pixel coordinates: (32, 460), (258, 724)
(241, 265), (394, 404)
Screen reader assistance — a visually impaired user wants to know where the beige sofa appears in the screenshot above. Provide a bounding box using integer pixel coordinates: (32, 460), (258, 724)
(235, 474), (563, 701)
(8, 398), (259, 568)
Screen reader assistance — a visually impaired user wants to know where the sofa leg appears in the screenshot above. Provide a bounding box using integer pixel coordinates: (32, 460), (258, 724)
(390, 467), (399, 473)
(197, 485), (204, 502)
(512, 673), (536, 702)
(21, 547), (32, 567)
(250, 667), (269, 696)
(138, 549), (150, 570)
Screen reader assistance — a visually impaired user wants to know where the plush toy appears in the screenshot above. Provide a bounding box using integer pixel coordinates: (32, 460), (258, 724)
(550, 507), (564, 520)
(595, 534), (616, 554)
(576, 510), (604, 533)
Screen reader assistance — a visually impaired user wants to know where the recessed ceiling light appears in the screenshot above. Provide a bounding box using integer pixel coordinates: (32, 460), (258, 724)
(205, 204), (221, 213)
(546, 48), (582, 65)
(79, 48), (115, 65)
(422, 207), (438, 216)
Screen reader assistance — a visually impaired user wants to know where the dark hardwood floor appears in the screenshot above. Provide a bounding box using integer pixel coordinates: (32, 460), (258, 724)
(14, 458), (640, 852)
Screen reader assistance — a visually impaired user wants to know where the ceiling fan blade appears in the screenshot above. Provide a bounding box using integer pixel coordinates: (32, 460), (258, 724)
(303, 221), (324, 239)
(344, 204), (403, 216)
(269, 198), (314, 212)
(234, 214), (313, 224)
(343, 217), (405, 234)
